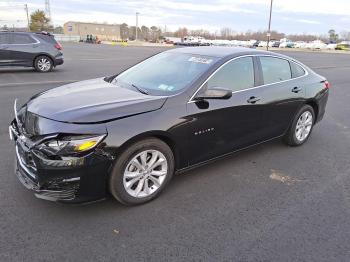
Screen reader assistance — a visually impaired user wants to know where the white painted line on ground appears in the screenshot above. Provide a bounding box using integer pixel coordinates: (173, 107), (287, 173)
(64, 57), (138, 61)
(312, 65), (350, 69)
(0, 80), (79, 87)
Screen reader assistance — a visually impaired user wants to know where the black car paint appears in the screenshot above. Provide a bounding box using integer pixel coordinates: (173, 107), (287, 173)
(10, 47), (329, 203)
(0, 32), (63, 68)
(26, 78), (168, 123)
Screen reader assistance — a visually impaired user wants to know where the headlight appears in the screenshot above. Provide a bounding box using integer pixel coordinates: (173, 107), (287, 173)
(39, 134), (106, 156)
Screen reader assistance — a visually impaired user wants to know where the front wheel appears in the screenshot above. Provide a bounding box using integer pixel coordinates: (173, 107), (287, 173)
(283, 105), (315, 146)
(34, 55), (53, 72)
(109, 138), (175, 205)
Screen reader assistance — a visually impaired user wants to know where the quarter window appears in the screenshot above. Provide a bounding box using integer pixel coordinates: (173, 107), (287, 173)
(12, 34), (36, 44)
(290, 61), (305, 78)
(206, 57), (255, 92)
(260, 57), (291, 84)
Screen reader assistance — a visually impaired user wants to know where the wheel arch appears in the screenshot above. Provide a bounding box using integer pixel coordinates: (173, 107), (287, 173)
(32, 53), (55, 67)
(284, 100), (319, 135)
(115, 131), (181, 170)
(305, 99), (319, 122)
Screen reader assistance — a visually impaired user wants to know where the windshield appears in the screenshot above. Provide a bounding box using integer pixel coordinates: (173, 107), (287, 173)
(112, 52), (218, 96)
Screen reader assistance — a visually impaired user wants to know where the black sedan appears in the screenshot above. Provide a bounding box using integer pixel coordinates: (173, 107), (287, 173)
(9, 47), (329, 205)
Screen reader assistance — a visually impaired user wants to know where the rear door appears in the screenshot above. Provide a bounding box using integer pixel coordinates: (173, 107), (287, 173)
(257, 56), (306, 139)
(187, 56), (266, 165)
(0, 33), (12, 65)
(10, 33), (39, 66)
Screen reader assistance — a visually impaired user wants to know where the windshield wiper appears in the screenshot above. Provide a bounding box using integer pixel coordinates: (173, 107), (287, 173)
(132, 84), (149, 95)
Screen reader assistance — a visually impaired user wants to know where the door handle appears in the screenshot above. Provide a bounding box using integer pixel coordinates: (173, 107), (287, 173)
(247, 96), (260, 104)
(292, 86), (302, 93)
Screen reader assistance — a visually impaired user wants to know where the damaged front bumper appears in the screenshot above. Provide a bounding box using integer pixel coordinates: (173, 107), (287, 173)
(10, 121), (113, 203)
(15, 144), (80, 201)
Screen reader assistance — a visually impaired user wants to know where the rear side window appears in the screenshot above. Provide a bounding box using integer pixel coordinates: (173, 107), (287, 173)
(290, 61), (306, 78)
(260, 57), (291, 84)
(206, 57), (255, 92)
(0, 33), (11, 44)
(35, 34), (58, 44)
(12, 34), (36, 44)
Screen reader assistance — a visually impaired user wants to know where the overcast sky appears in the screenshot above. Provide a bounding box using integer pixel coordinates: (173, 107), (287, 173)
(1, 0), (350, 34)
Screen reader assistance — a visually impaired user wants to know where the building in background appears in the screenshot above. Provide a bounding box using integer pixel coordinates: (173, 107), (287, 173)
(63, 21), (121, 41)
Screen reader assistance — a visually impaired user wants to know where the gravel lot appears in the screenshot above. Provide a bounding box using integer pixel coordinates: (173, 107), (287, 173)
(1, 43), (349, 262)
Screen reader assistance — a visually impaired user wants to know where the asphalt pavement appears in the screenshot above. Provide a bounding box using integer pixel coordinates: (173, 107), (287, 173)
(0, 43), (350, 262)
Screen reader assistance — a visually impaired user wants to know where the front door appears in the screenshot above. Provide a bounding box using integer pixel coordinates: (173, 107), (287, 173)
(186, 56), (266, 165)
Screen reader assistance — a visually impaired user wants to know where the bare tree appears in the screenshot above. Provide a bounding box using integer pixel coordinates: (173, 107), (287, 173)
(150, 26), (161, 42)
(120, 23), (128, 40)
(339, 31), (350, 41)
(141, 25), (149, 41)
(220, 27), (234, 39)
(174, 27), (188, 38)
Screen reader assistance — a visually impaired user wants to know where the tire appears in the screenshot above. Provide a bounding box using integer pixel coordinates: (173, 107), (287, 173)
(109, 138), (175, 205)
(283, 105), (315, 146)
(34, 55), (53, 72)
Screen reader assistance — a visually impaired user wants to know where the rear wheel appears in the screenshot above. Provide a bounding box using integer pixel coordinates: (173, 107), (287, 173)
(283, 105), (315, 146)
(109, 138), (174, 205)
(34, 55), (53, 72)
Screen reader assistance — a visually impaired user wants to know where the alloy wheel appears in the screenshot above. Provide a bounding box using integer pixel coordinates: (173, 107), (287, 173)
(123, 150), (168, 198)
(295, 111), (313, 142)
(37, 58), (51, 72)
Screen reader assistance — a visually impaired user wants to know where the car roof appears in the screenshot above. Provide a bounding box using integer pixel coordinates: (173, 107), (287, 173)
(0, 31), (30, 34)
(167, 46), (301, 66)
(168, 46), (276, 59)
(0, 31), (52, 36)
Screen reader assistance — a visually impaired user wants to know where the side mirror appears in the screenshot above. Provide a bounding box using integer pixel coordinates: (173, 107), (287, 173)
(195, 87), (232, 100)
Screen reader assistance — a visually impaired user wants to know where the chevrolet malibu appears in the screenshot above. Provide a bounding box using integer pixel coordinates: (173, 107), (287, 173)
(9, 47), (329, 205)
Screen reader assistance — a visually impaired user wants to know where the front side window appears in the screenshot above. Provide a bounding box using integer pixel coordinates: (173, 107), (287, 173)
(113, 52), (218, 95)
(12, 34), (36, 44)
(260, 56), (291, 84)
(205, 57), (255, 92)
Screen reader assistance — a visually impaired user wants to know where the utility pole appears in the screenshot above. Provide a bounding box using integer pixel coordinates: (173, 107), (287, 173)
(45, 0), (52, 29)
(135, 12), (139, 41)
(266, 0), (273, 51)
(24, 4), (30, 31)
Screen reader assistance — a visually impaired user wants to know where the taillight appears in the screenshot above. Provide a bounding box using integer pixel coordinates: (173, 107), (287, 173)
(54, 43), (62, 50)
(324, 80), (330, 89)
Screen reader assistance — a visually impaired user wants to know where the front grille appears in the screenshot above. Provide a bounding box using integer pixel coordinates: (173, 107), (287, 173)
(13, 115), (80, 202)
(16, 163), (39, 190)
(16, 141), (37, 175)
(16, 154), (80, 201)
(34, 180), (79, 201)
(35, 187), (78, 201)
(17, 144), (36, 169)
(16, 144), (37, 180)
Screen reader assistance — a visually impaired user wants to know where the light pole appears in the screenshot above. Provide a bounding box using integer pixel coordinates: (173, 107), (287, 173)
(266, 0), (273, 51)
(135, 12), (139, 41)
(24, 4), (30, 31)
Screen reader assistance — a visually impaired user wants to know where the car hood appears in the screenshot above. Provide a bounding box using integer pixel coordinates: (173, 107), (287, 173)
(26, 78), (167, 123)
